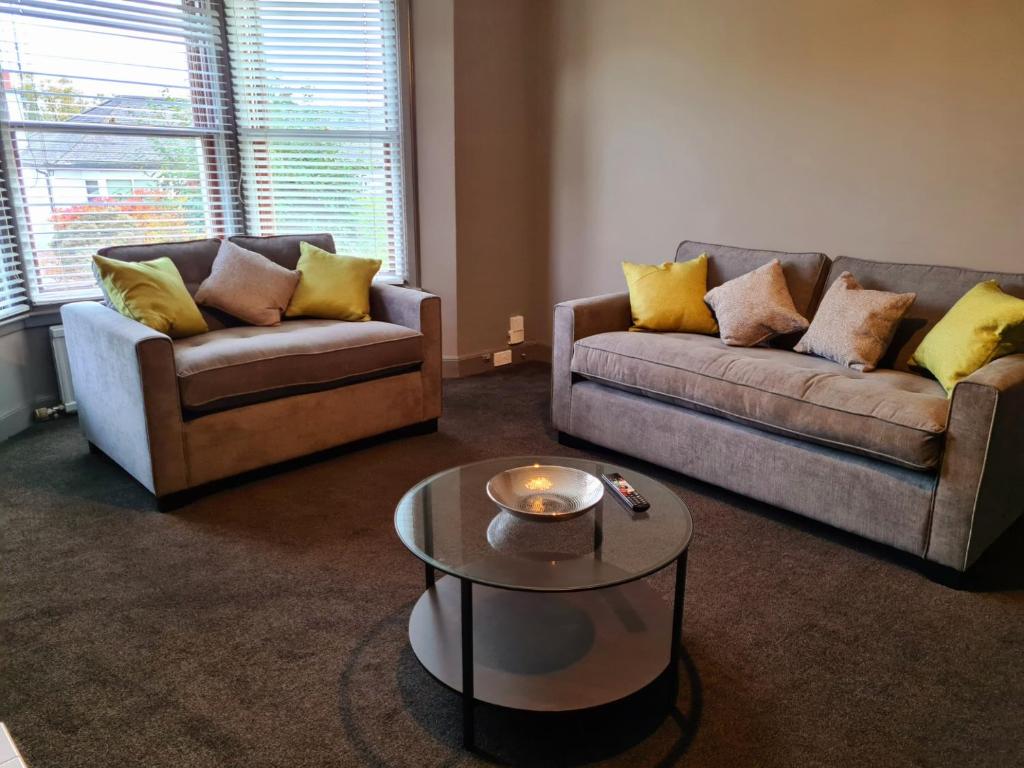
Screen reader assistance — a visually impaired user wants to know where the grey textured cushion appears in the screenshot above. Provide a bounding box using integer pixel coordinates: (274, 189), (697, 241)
(173, 319), (422, 412)
(827, 256), (1024, 371)
(704, 259), (808, 346)
(794, 272), (915, 372)
(571, 331), (949, 470)
(195, 240), (300, 326)
(228, 233), (335, 271)
(675, 240), (829, 321)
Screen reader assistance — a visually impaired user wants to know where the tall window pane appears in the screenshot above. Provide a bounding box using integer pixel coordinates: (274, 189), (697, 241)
(226, 0), (409, 279)
(0, 0), (239, 302)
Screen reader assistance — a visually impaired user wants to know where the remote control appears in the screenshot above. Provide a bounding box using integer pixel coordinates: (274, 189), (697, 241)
(601, 473), (651, 512)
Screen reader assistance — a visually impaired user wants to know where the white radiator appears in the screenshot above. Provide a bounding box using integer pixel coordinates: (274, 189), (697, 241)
(49, 324), (78, 414)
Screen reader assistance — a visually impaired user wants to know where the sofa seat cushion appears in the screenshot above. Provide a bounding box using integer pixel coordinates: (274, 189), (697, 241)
(173, 319), (422, 412)
(571, 332), (949, 470)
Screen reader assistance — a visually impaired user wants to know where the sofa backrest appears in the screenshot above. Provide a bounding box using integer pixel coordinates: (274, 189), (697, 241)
(97, 232), (336, 292)
(228, 233), (335, 271)
(98, 237), (221, 296)
(675, 240), (829, 320)
(825, 256), (1024, 371)
(97, 232), (336, 330)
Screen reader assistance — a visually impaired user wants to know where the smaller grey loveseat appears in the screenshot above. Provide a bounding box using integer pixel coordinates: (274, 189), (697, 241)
(553, 241), (1024, 574)
(62, 233), (441, 508)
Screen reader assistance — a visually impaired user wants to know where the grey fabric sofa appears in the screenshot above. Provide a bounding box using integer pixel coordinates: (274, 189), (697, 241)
(61, 233), (441, 509)
(553, 241), (1024, 574)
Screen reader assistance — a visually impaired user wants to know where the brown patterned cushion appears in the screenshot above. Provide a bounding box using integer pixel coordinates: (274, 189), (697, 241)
(704, 259), (808, 346)
(195, 240), (300, 326)
(795, 272), (915, 371)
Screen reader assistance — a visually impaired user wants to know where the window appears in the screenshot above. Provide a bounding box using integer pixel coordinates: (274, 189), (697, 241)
(0, 0), (238, 304)
(226, 0), (409, 280)
(0, 161), (27, 319)
(0, 0), (411, 311)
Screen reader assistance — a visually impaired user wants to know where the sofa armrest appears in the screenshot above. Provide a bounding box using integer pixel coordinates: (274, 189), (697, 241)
(369, 284), (442, 419)
(60, 301), (187, 495)
(928, 353), (1024, 570)
(551, 292), (632, 431)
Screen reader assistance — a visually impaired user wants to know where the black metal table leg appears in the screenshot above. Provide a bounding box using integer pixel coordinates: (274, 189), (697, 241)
(461, 577), (475, 749)
(425, 563), (435, 590)
(670, 550), (688, 685)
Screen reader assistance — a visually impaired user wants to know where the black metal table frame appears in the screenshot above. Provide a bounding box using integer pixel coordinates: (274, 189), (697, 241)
(420, 549), (689, 750)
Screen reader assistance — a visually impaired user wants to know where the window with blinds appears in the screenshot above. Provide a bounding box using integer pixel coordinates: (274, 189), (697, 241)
(0, 161), (28, 319)
(0, 0), (239, 304)
(225, 0), (408, 279)
(0, 0), (410, 312)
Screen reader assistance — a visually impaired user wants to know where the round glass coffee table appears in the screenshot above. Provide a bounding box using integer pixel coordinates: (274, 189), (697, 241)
(395, 456), (693, 749)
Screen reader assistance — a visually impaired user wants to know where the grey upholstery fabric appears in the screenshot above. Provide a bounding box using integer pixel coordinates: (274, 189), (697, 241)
(551, 292), (633, 431)
(62, 271), (443, 497)
(675, 240), (829, 320)
(173, 320), (423, 412)
(60, 301), (188, 495)
(828, 256), (1024, 371)
(568, 381), (936, 556)
(572, 331), (948, 470)
(928, 353), (1024, 569)
(370, 284), (443, 420)
(228, 233), (335, 271)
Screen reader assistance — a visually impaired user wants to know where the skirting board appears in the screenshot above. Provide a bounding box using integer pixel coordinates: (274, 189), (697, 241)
(0, 404), (33, 443)
(442, 341), (550, 378)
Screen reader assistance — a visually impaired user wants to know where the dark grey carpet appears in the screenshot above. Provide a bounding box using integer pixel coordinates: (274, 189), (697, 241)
(2, 363), (1022, 767)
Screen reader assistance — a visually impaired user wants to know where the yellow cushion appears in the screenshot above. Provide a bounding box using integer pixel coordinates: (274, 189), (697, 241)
(909, 280), (1024, 395)
(285, 242), (381, 321)
(622, 254), (718, 334)
(93, 254), (208, 338)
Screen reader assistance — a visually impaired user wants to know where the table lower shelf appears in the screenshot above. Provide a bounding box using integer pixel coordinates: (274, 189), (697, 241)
(408, 574), (672, 712)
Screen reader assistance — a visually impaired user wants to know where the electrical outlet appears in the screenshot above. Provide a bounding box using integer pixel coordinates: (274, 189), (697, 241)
(509, 315), (524, 333)
(493, 349), (513, 366)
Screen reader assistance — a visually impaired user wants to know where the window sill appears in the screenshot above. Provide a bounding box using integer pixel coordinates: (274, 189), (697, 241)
(0, 302), (83, 338)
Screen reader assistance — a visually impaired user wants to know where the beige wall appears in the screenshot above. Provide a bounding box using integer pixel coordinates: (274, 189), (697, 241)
(413, 0), (1023, 352)
(412, 0), (459, 357)
(540, 0), (1024, 303)
(413, 0), (550, 360)
(453, 0), (550, 356)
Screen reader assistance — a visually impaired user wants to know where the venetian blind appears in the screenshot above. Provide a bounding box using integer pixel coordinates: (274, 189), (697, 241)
(0, 0), (240, 302)
(225, 0), (408, 279)
(0, 160), (27, 318)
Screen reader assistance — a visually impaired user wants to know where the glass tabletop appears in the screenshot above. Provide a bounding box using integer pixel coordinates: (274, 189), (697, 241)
(394, 456), (693, 592)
